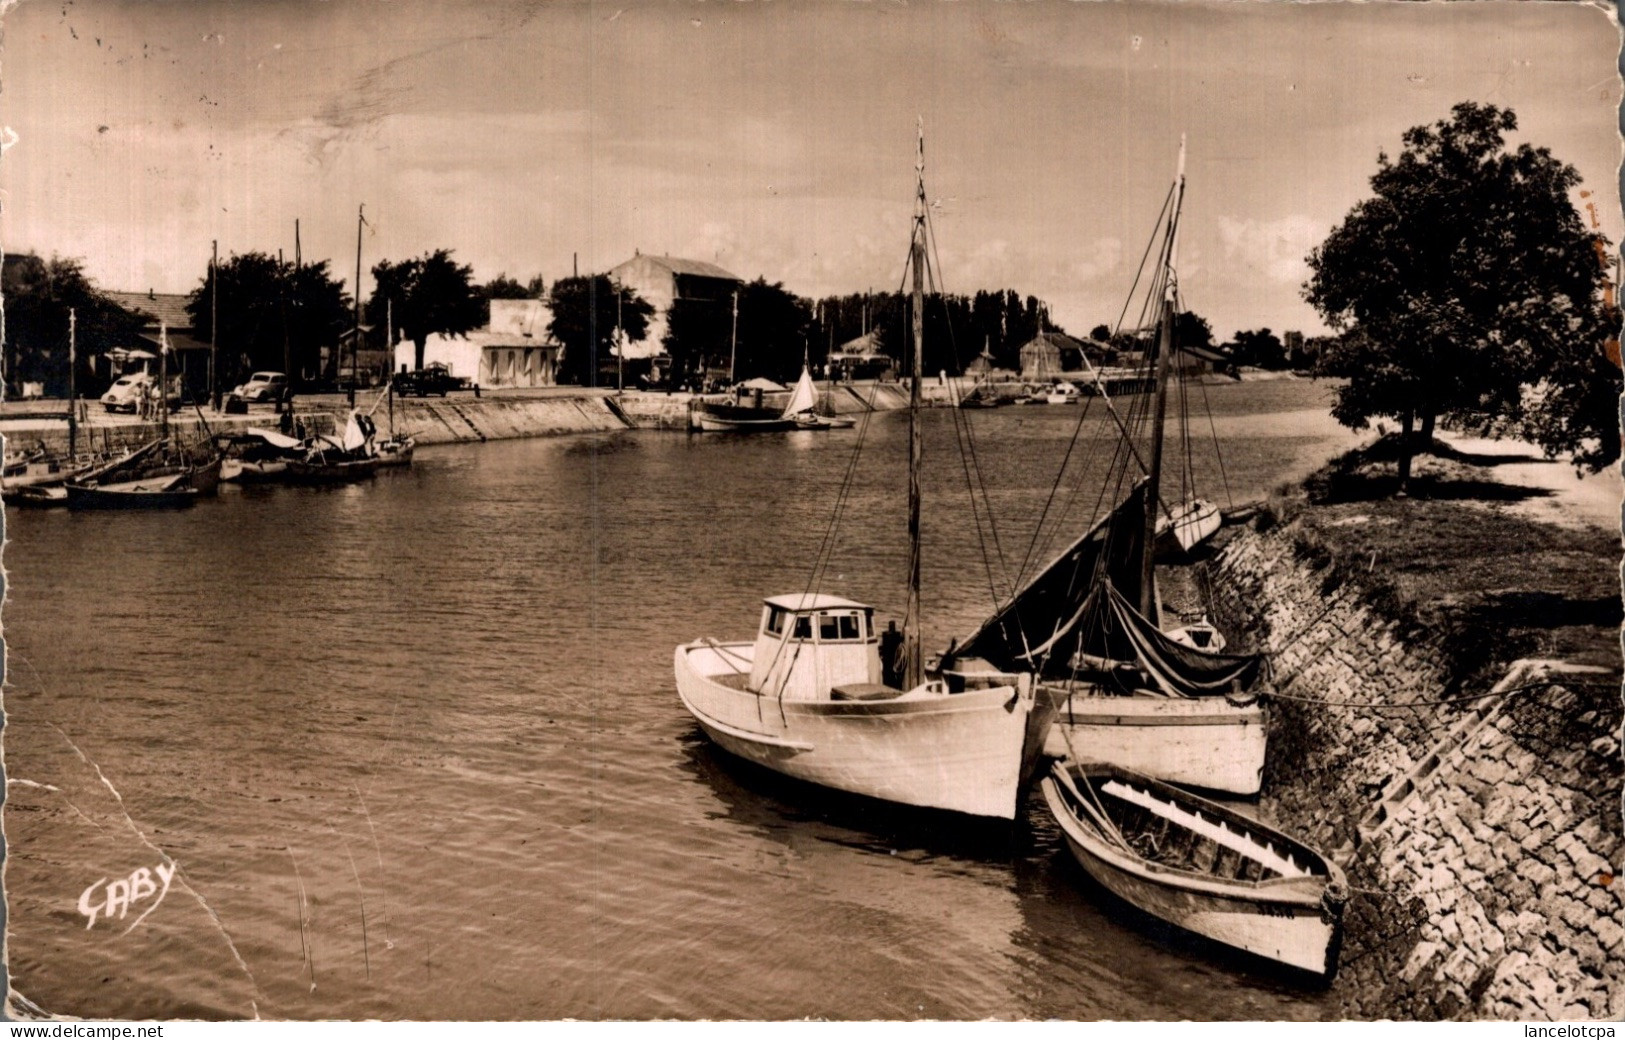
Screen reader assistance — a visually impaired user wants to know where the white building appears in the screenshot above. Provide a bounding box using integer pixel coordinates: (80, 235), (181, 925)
(394, 299), (561, 388)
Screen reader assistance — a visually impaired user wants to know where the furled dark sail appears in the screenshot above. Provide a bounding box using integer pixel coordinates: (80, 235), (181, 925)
(958, 479), (1266, 696)
(958, 480), (1149, 676)
(1100, 581), (1265, 697)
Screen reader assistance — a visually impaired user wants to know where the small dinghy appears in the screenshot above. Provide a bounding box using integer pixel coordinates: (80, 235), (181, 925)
(1041, 760), (1347, 978)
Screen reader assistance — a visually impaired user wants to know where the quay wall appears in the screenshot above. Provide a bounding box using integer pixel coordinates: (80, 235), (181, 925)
(382, 395), (630, 444)
(1202, 521), (1622, 1020)
(2, 380), (959, 451)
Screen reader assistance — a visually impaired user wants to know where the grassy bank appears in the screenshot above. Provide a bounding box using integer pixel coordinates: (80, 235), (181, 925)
(1263, 435), (1620, 688)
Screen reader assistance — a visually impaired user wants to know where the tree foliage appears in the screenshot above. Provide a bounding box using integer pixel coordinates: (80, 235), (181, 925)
(546, 275), (653, 386)
(1226, 328), (1287, 369)
(3, 253), (142, 396)
(365, 249), (486, 371)
(663, 278), (813, 386)
(808, 288), (1057, 376)
(186, 251), (352, 390)
(480, 274), (538, 301)
(1304, 101), (1614, 479)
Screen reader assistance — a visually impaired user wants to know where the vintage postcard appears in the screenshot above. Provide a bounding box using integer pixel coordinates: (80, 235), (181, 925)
(1, 0), (1620, 1023)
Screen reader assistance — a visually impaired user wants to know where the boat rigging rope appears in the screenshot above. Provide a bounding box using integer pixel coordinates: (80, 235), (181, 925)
(922, 201), (1020, 617)
(1196, 374), (1237, 512)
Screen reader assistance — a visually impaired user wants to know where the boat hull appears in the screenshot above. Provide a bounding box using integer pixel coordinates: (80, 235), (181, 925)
(285, 457), (380, 484)
(1043, 688), (1267, 796)
(375, 439), (415, 466)
(65, 483), (199, 510)
(221, 459), (291, 483)
(7, 485), (68, 508)
(694, 414), (800, 433)
(1042, 763), (1344, 978)
(1155, 498), (1222, 556)
(676, 640), (1046, 819)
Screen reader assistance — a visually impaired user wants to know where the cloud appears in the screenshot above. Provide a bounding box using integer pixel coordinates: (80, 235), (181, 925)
(1216, 215), (1323, 284)
(1069, 237), (1123, 284)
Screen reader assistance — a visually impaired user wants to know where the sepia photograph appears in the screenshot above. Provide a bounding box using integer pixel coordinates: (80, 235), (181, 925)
(0, 0), (1620, 1023)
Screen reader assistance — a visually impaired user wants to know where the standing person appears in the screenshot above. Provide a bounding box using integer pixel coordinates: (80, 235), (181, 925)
(879, 621), (904, 689)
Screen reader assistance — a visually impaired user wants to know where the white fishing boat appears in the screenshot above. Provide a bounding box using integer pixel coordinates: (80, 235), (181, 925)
(675, 126), (1055, 820)
(1042, 760), (1347, 977)
(950, 140), (1270, 796)
(675, 596), (1045, 819)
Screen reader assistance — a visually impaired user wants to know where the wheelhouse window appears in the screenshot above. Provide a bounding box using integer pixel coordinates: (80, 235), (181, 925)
(792, 615), (812, 639)
(817, 611), (864, 643)
(764, 606), (788, 636)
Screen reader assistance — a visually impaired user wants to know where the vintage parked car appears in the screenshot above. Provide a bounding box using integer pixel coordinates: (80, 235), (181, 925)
(101, 373), (183, 413)
(231, 371), (289, 403)
(392, 364), (469, 397)
(101, 373), (152, 412)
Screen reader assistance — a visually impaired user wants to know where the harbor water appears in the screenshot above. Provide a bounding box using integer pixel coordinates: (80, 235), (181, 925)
(3, 378), (1364, 1020)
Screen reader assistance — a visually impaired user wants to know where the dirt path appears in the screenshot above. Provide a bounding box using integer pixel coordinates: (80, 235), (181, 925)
(1438, 432), (1622, 535)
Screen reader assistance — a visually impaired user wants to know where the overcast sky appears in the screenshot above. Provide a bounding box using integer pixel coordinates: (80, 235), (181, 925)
(4, 0), (1620, 340)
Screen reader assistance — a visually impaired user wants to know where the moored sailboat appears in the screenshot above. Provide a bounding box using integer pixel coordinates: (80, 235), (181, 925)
(674, 125), (1054, 820)
(948, 140), (1270, 796)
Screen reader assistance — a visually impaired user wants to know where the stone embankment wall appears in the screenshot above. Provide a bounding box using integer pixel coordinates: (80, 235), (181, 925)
(1203, 521), (1622, 1020)
(382, 395), (629, 444)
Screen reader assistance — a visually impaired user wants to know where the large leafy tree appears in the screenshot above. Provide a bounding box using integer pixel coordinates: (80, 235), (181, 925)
(186, 252), (352, 391)
(3, 253), (141, 397)
(1305, 101), (1612, 485)
(732, 278), (813, 383)
(663, 295), (732, 389)
(546, 275), (652, 386)
(365, 249), (487, 371)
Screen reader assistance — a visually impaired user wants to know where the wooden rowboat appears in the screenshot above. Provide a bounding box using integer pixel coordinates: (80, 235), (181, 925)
(1041, 760), (1347, 978)
(65, 476), (199, 511)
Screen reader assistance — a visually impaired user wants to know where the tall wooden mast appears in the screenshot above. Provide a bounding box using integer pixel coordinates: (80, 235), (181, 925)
(904, 120), (927, 690)
(1140, 137), (1187, 621)
(67, 308), (77, 457)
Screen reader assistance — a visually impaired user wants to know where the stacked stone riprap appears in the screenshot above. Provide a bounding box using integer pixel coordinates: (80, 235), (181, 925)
(1201, 517), (1622, 1020)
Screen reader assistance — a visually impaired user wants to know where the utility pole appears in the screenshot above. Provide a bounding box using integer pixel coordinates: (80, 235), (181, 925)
(210, 240), (219, 411)
(729, 289), (739, 385)
(351, 204), (364, 406)
(159, 323), (170, 440)
(278, 248), (289, 414)
(289, 219), (300, 406)
(67, 308), (77, 457)
(616, 281), (624, 392)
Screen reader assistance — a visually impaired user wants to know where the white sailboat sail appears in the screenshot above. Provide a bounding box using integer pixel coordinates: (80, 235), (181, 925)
(780, 365), (819, 418)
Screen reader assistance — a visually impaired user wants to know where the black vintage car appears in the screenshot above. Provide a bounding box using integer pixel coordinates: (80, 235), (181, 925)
(392, 365), (469, 397)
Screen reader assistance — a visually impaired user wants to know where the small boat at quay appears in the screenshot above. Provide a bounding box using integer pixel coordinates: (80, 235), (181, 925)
(1041, 760), (1347, 978)
(285, 453), (380, 485)
(217, 427), (307, 484)
(675, 125), (1055, 820)
(374, 435), (416, 467)
(284, 411), (383, 484)
(65, 474), (200, 510)
(693, 402), (801, 433)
